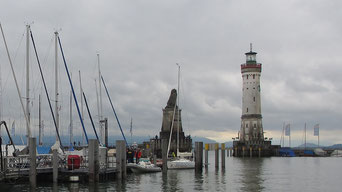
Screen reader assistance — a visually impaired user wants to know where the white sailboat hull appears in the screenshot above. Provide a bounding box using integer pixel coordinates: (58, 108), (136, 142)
(167, 159), (195, 170)
(127, 162), (161, 173)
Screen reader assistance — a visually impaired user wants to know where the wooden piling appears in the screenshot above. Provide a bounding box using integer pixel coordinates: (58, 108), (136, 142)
(259, 147), (261, 158)
(162, 139), (168, 173)
(89, 139), (99, 182)
(116, 140), (126, 179)
(195, 142), (203, 172)
(104, 118), (108, 147)
(153, 154), (157, 165)
(53, 149), (58, 183)
(221, 143), (225, 168)
(0, 137), (3, 171)
(29, 137), (37, 188)
(242, 146), (245, 158)
(204, 143), (209, 168)
(215, 143), (219, 168)
(250, 147), (252, 158)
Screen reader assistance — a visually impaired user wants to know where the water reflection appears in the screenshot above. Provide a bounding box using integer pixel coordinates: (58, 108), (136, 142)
(168, 171), (181, 191)
(68, 182), (80, 192)
(194, 171), (204, 191)
(238, 158), (265, 192)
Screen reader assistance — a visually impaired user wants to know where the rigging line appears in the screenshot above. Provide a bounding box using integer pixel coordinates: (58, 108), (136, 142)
(167, 98), (177, 157)
(101, 75), (128, 146)
(29, 30), (64, 150)
(83, 92), (101, 145)
(0, 23), (31, 140)
(179, 67), (191, 135)
(58, 36), (89, 144)
(32, 35), (54, 95)
(3, 30), (25, 90)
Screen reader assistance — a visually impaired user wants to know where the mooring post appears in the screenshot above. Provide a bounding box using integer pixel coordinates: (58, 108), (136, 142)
(259, 147), (261, 158)
(204, 143), (209, 168)
(89, 139), (99, 182)
(115, 140), (126, 179)
(227, 147), (229, 157)
(242, 146), (245, 158)
(121, 141), (127, 178)
(162, 139), (168, 173)
(195, 142), (203, 172)
(221, 143), (225, 168)
(153, 154), (157, 165)
(250, 147), (253, 158)
(104, 118), (108, 147)
(215, 143), (219, 169)
(29, 137), (37, 188)
(0, 137), (3, 171)
(53, 149), (58, 183)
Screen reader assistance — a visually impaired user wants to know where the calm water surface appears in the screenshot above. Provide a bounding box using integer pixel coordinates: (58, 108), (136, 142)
(1, 151), (341, 191)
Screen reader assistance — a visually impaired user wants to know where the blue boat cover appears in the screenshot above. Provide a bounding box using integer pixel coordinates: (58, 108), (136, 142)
(303, 150), (314, 155)
(279, 148), (296, 157)
(37, 146), (51, 154)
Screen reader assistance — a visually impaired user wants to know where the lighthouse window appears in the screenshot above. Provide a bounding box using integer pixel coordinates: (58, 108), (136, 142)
(246, 124), (248, 128)
(253, 74), (255, 79)
(246, 75), (248, 79)
(254, 124), (256, 128)
(253, 97), (255, 101)
(246, 108), (248, 112)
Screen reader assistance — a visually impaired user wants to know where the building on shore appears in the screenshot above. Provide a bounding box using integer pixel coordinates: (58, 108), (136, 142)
(233, 45), (280, 157)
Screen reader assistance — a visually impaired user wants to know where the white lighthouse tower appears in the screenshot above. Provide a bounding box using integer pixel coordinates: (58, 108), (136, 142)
(240, 44), (264, 144)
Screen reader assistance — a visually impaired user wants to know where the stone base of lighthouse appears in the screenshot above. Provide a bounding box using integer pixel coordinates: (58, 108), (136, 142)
(233, 140), (280, 157)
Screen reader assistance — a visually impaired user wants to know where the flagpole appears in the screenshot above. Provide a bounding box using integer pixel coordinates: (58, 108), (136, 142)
(289, 124), (291, 148)
(282, 122), (285, 147)
(318, 134), (319, 147)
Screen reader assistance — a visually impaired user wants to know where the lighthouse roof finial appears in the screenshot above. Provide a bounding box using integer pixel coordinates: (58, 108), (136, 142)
(245, 43), (257, 55)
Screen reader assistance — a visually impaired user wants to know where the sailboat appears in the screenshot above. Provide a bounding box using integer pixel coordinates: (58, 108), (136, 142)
(167, 64), (194, 170)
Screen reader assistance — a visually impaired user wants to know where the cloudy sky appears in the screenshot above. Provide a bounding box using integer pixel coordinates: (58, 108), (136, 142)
(0, 0), (342, 146)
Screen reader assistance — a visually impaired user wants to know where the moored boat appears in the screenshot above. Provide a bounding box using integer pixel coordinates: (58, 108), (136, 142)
(127, 161), (161, 173)
(167, 158), (195, 170)
(331, 150), (342, 157)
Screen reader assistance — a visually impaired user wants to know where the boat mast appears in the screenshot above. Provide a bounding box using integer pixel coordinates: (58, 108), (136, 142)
(69, 89), (73, 146)
(26, 24), (31, 141)
(304, 122), (306, 149)
(289, 124), (291, 148)
(0, 23), (31, 143)
(130, 117), (133, 145)
(95, 79), (100, 141)
(176, 63), (180, 156)
(280, 122), (284, 147)
(54, 31), (59, 142)
(97, 53), (103, 143)
(0, 54), (2, 123)
(39, 94), (42, 146)
(79, 71), (84, 145)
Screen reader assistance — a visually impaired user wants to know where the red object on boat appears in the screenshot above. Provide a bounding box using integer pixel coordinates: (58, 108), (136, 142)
(68, 155), (81, 170)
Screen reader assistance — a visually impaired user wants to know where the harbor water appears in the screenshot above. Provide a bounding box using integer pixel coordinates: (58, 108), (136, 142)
(1, 151), (341, 191)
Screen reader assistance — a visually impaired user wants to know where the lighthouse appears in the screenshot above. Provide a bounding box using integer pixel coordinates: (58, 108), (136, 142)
(240, 44), (264, 143)
(233, 44), (280, 157)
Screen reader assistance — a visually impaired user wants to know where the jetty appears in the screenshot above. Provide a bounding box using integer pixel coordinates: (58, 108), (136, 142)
(0, 139), (128, 184)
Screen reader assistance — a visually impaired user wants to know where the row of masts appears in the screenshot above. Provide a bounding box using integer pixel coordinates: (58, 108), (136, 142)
(280, 122), (319, 148)
(2, 24), (105, 146)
